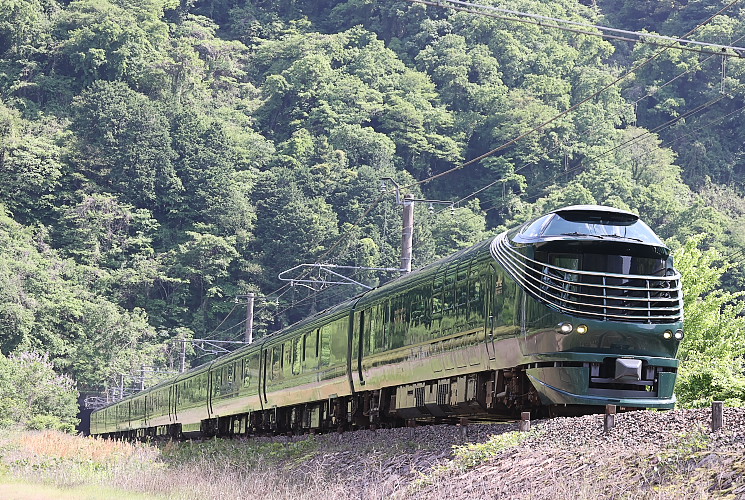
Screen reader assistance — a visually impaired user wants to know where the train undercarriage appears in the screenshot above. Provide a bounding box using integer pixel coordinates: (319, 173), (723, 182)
(102, 367), (574, 440)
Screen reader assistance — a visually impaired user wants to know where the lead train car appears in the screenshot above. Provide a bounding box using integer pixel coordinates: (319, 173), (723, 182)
(91, 205), (683, 438)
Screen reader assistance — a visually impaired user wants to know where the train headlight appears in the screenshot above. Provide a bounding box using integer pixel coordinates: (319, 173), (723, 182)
(557, 322), (573, 334)
(663, 330), (673, 340)
(674, 329), (684, 341)
(576, 324), (588, 335)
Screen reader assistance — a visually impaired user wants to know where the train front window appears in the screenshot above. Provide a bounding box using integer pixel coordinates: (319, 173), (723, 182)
(541, 214), (663, 245)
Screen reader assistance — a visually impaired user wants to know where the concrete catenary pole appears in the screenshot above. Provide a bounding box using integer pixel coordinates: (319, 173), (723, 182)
(179, 338), (186, 373)
(244, 292), (255, 344)
(401, 193), (415, 274)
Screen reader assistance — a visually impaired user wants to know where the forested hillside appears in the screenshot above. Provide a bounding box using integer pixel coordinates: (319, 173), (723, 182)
(1, 0), (744, 410)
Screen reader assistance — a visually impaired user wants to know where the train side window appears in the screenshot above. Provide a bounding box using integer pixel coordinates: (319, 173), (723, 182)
(329, 319), (347, 366)
(304, 331), (317, 366)
(468, 262), (481, 320)
(212, 370), (221, 397)
(293, 337), (302, 375)
(367, 304), (379, 353)
(320, 326), (331, 366)
(362, 308), (372, 355)
(456, 264), (469, 320)
(384, 300), (391, 348)
(227, 364), (234, 386)
(409, 288), (425, 329)
(390, 295), (407, 349)
(236, 361), (243, 388)
(432, 273), (444, 327)
(443, 271), (455, 313)
(272, 345), (283, 380)
(284, 342), (293, 376)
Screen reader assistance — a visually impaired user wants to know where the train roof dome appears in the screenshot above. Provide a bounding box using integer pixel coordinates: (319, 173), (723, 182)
(550, 205), (639, 221)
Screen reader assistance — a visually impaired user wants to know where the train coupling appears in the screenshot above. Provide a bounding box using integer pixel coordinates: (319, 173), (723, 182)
(614, 358), (642, 381)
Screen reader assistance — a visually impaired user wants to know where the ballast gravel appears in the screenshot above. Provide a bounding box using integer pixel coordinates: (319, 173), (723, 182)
(260, 408), (745, 499)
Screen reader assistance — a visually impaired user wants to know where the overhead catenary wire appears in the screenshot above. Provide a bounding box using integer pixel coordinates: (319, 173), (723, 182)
(408, 0), (745, 57)
(629, 32), (745, 106)
(398, 0), (740, 191)
(250, 0), (741, 329)
(438, 91), (727, 224)
(193, 0), (742, 356)
(449, 92), (734, 228)
(450, 34), (743, 216)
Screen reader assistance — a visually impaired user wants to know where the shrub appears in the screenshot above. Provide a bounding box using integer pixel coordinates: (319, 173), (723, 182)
(0, 352), (79, 431)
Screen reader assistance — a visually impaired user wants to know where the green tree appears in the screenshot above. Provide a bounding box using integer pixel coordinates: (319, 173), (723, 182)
(57, 193), (158, 268)
(51, 0), (170, 89)
(674, 235), (745, 407)
(0, 351), (79, 431)
(71, 80), (182, 212)
(170, 111), (254, 236)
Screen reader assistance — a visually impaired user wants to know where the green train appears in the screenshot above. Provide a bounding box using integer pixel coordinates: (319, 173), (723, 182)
(91, 205), (683, 438)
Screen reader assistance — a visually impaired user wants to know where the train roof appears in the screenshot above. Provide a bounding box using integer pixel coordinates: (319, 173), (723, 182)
(355, 237), (494, 308)
(511, 204), (666, 248)
(549, 204), (639, 221)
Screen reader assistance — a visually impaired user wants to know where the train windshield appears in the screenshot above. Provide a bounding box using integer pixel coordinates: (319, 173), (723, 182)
(541, 213), (663, 245)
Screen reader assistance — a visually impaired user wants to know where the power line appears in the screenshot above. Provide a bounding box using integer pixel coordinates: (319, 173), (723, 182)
(409, 0), (745, 56)
(201, 302), (239, 340)
(450, 31), (743, 218)
(194, 0), (741, 349)
(398, 0), (740, 191)
(448, 93), (733, 228)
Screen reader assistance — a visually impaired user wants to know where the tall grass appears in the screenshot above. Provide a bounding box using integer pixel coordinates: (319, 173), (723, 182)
(0, 431), (369, 500)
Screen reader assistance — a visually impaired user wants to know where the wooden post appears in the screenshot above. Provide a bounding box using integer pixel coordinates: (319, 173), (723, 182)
(459, 417), (469, 439)
(604, 404), (616, 433)
(519, 411), (531, 432)
(712, 401), (724, 431)
(407, 419), (416, 439)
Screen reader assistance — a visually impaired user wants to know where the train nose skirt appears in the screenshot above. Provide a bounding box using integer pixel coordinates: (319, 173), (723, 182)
(614, 358), (642, 381)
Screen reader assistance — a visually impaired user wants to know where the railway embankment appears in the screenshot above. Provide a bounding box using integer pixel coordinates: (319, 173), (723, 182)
(2, 408), (744, 499)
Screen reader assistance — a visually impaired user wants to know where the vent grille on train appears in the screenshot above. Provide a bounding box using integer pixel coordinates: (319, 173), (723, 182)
(490, 233), (683, 324)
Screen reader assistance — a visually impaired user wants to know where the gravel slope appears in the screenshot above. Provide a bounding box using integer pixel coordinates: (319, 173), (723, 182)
(267, 408), (745, 499)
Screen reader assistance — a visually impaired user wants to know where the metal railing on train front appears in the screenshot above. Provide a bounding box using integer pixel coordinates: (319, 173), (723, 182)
(491, 233), (683, 323)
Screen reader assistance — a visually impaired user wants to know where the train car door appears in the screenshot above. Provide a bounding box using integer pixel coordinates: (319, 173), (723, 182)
(169, 385), (174, 423)
(484, 265), (497, 360)
(350, 309), (364, 390)
(207, 371), (214, 417)
(261, 348), (268, 404)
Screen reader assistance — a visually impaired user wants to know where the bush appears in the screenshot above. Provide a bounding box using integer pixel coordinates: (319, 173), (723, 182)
(0, 352), (79, 431)
(674, 236), (745, 407)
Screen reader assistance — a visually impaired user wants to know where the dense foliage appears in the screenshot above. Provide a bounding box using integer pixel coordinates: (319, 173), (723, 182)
(0, 352), (79, 431)
(674, 236), (745, 407)
(0, 0), (743, 407)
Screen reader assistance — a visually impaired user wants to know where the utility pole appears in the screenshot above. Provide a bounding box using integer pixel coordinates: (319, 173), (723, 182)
(381, 178), (452, 275)
(245, 292), (255, 344)
(179, 338), (186, 373)
(401, 194), (415, 273)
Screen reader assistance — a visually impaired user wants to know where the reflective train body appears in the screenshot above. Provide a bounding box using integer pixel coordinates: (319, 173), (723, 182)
(91, 205), (683, 438)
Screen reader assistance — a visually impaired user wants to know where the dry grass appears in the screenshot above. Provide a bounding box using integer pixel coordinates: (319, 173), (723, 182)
(0, 431), (366, 500)
(0, 424), (743, 500)
(15, 430), (155, 462)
